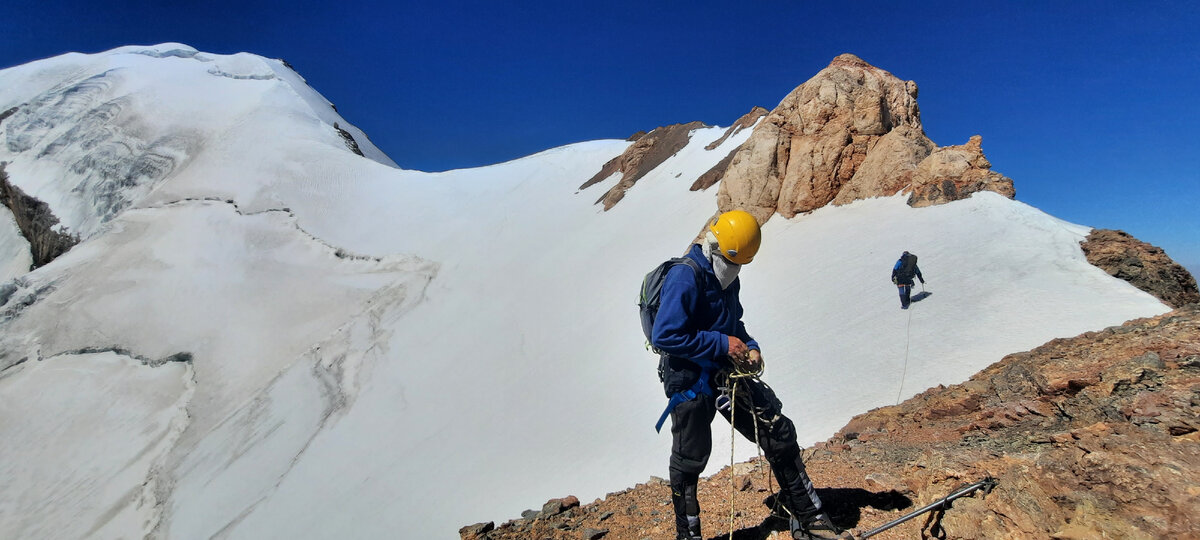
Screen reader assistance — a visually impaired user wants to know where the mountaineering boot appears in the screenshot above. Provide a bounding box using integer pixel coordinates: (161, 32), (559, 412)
(670, 473), (702, 540)
(769, 451), (842, 539)
(790, 511), (841, 539)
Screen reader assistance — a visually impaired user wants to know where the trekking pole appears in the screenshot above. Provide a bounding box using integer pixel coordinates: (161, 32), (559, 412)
(848, 477), (997, 539)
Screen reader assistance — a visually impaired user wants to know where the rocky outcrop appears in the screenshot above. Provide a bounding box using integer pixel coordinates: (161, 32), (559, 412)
(702, 54), (1013, 222)
(585, 55), (1017, 217)
(705, 107), (768, 151)
(689, 107), (770, 192)
(819, 304), (1200, 539)
(690, 147), (736, 192)
(1081, 229), (1200, 308)
(579, 121), (709, 210)
(906, 135), (1015, 207)
(0, 163), (79, 268)
(468, 306), (1200, 539)
(332, 122), (365, 157)
(713, 54), (928, 221)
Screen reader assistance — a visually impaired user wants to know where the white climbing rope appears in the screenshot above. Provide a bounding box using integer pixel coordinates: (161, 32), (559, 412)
(895, 294), (915, 405)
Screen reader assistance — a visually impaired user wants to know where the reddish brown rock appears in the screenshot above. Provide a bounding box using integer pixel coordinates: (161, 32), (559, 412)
(705, 106), (768, 151)
(1081, 228), (1200, 308)
(829, 125), (934, 205)
(596, 54), (1017, 217)
(714, 53), (930, 221)
(907, 135), (1015, 207)
(690, 146), (738, 192)
(579, 121), (709, 210)
(691, 55), (1016, 221)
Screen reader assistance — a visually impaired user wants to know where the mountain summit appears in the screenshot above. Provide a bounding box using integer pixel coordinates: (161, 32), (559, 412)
(703, 54), (1013, 221)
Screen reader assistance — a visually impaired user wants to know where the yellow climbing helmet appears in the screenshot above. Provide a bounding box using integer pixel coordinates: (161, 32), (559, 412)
(708, 210), (761, 265)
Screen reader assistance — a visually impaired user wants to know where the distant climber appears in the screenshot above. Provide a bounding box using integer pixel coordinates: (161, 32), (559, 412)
(891, 251), (925, 309)
(647, 210), (840, 540)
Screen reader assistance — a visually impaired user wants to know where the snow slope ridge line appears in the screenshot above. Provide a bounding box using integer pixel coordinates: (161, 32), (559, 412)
(147, 197), (392, 262)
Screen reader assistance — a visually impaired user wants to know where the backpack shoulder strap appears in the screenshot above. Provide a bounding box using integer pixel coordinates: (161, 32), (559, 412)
(676, 256), (702, 276)
(672, 256), (704, 291)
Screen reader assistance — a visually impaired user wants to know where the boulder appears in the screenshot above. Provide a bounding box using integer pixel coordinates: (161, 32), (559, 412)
(907, 135), (1015, 207)
(458, 521), (494, 539)
(1080, 228), (1200, 308)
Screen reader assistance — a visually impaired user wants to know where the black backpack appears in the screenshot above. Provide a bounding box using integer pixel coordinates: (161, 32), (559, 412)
(639, 257), (702, 355)
(898, 252), (918, 280)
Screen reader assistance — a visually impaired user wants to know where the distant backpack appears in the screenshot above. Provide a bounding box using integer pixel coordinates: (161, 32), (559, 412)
(639, 257), (703, 355)
(897, 253), (918, 280)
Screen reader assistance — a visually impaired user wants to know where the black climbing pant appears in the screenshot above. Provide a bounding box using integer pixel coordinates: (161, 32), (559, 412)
(898, 284), (912, 308)
(668, 371), (824, 538)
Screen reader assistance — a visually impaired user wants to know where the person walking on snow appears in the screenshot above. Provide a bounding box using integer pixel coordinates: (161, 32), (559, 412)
(891, 251), (925, 309)
(652, 210), (839, 540)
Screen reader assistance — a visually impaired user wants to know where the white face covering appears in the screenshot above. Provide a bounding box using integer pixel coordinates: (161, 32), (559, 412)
(703, 232), (741, 289)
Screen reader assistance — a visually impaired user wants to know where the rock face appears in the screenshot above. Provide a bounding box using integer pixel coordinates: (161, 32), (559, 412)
(584, 54), (1016, 218)
(1081, 229), (1200, 308)
(823, 304), (1200, 539)
(705, 106), (768, 151)
(0, 163), (78, 268)
(468, 305), (1200, 539)
(709, 54), (1013, 222)
(332, 122), (365, 157)
(906, 135), (1015, 207)
(579, 121), (709, 210)
(690, 107), (769, 192)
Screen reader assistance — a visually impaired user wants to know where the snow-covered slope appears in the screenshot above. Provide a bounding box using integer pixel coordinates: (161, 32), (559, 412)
(0, 45), (1170, 539)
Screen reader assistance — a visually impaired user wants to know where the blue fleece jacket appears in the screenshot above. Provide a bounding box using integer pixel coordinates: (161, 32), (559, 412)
(650, 243), (759, 372)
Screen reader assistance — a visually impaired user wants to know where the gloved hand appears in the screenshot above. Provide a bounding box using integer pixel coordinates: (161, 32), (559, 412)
(741, 349), (763, 371)
(891, 277), (898, 285)
(731, 349), (762, 373)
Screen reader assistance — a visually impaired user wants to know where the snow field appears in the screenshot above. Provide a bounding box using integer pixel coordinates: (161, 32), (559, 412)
(0, 351), (192, 539)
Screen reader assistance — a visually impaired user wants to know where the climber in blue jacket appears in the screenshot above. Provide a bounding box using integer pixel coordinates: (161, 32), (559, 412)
(891, 251), (925, 309)
(653, 210), (839, 540)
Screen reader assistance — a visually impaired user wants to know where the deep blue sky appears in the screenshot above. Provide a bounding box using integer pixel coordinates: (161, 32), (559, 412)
(3, 1), (1198, 273)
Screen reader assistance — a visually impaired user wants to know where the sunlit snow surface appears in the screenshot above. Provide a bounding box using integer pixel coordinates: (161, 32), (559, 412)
(0, 45), (1169, 539)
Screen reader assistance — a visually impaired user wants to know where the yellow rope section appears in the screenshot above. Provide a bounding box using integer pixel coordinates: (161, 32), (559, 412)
(725, 364), (765, 539)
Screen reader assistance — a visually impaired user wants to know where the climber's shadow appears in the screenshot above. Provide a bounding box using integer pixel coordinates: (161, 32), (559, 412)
(911, 291), (932, 303)
(714, 488), (912, 540)
(819, 487), (912, 530)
